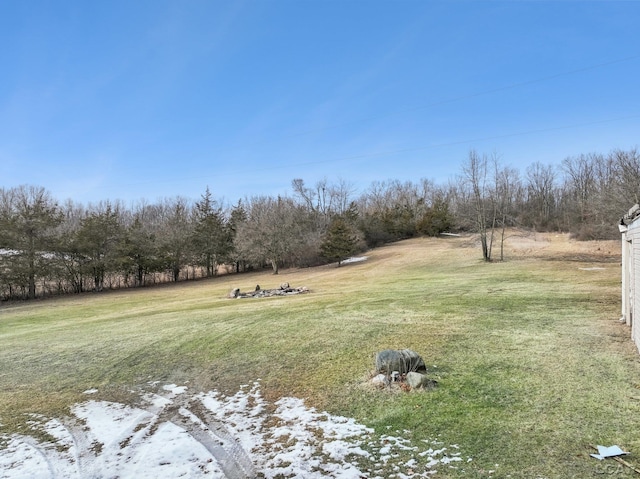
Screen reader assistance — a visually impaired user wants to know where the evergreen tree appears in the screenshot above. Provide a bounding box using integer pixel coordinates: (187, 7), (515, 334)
(122, 215), (161, 286)
(0, 186), (63, 298)
(158, 197), (193, 282)
(74, 203), (123, 291)
(416, 197), (453, 236)
(320, 217), (359, 266)
(228, 200), (248, 272)
(192, 187), (231, 277)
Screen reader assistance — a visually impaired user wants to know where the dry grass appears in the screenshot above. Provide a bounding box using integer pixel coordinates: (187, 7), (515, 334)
(1, 230), (639, 478)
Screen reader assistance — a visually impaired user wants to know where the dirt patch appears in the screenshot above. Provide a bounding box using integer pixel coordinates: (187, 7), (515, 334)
(502, 230), (620, 263)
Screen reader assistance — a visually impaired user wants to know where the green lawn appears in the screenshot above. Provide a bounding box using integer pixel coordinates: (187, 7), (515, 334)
(1, 233), (638, 478)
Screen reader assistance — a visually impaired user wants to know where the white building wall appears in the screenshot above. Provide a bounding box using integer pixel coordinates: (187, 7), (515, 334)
(626, 219), (640, 352)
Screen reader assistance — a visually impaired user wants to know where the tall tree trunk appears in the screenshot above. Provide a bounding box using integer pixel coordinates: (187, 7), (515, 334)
(137, 264), (144, 286)
(28, 252), (36, 299)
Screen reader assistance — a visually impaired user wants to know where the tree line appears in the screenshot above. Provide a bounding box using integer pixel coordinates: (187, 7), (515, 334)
(1, 147), (637, 300)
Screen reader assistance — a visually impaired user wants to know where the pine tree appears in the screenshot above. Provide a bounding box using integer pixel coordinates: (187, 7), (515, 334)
(74, 203), (123, 291)
(0, 186), (63, 298)
(192, 187), (231, 277)
(320, 217), (359, 266)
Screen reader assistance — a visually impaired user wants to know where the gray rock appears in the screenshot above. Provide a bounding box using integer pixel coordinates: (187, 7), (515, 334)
(370, 374), (389, 388)
(375, 349), (427, 375)
(406, 371), (437, 389)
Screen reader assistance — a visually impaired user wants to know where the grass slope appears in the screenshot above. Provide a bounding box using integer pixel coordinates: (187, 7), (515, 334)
(1, 232), (639, 478)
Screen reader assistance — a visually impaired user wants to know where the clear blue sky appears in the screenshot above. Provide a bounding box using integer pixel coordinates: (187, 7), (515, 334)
(1, 1), (638, 206)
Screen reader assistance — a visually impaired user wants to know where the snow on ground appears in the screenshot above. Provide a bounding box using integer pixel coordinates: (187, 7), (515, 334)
(0, 381), (470, 478)
(342, 256), (368, 264)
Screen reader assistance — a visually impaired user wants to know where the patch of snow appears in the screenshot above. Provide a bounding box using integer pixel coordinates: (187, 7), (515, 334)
(142, 392), (173, 409)
(342, 256), (368, 264)
(82, 389), (98, 395)
(1, 382), (471, 478)
(161, 384), (188, 395)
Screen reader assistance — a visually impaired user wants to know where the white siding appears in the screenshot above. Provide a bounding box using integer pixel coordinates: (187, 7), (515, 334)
(629, 222), (640, 352)
(624, 238), (632, 326)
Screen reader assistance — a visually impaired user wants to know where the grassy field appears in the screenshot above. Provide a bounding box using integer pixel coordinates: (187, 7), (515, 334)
(1, 231), (639, 478)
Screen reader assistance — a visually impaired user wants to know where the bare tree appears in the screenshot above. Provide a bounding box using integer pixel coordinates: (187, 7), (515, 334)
(328, 178), (356, 216)
(611, 148), (640, 213)
(562, 154), (598, 224)
(461, 150), (496, 261)
(235, 195), (307, 274)
(291, 178), (357, 264)
(524, 162), (557, 230)
(494, 164), (521, 260)
(292, 178), (355, 221)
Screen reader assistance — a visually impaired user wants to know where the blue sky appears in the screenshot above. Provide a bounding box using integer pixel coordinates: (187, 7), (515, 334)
(1, 1), (638, 206)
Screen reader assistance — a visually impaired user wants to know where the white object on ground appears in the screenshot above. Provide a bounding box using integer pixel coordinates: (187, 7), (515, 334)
(590, 445), (630, 460)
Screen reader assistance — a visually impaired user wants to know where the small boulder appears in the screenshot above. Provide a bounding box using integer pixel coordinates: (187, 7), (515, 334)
(406, 371), (432, 389)
(370, 373), (389, 388)
(375, 349), (427, 375)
